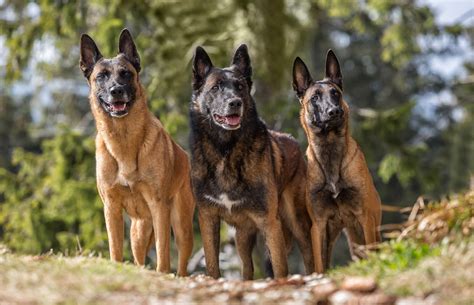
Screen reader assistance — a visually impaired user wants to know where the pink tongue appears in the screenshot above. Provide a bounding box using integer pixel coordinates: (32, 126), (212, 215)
(111, 103), (126, 111)
(225, 115), (241, 126)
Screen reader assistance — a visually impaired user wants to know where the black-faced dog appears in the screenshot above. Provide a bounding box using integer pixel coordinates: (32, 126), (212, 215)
(292, 50), (382, 273)
(189, 44), (314, 279)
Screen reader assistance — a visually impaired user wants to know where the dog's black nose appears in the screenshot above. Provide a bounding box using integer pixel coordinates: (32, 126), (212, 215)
(110, 86), (124, 97)
(327, 107), (343, 118)
(228, 99), (242, 108)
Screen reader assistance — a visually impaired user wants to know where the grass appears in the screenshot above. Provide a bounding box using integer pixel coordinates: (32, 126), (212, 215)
(0, 248), (189, 304)
(330, 237), (473, 304)
(330, 190), (474, 304)
(0, 191), (472, 304)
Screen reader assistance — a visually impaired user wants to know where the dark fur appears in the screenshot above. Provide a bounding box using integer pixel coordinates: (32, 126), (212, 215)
(190, 45), (313, 279)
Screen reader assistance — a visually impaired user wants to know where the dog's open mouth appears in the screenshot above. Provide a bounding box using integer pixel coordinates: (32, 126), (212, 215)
(109, 102), (128, 112)
(213, 113), (242, 130)
(100, 98), (130, 118)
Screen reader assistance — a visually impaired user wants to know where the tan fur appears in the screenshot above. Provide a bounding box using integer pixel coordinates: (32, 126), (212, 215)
(89, 57), (194, 276)
(300, 86), (382, 273)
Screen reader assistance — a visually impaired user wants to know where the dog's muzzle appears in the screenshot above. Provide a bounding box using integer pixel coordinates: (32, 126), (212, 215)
(99, 96), (131, 118)
(213, 113), (242, 130)
(212, 99), (243, 130)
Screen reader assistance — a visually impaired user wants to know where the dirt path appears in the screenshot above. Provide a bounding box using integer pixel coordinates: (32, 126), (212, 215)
(0, 250), (423, 305)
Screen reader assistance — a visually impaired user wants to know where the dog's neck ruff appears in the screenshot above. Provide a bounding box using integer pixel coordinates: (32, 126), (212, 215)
(309, 131), (347, 197)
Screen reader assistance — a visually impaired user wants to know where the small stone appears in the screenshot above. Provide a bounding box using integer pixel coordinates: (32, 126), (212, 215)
(304, 272), (324, 281)
(286, 277), (306, 286)
(243, 292), (260, 303)
(228, 290), (244, 301)
(251, 281), (269, 290)
(341, 276), (377, 293)
(396, 296), (435, 305)
(329, 290), (357, 305)
(213, 293), (230, 302)
(312, 282), (338, 299)
(356, 292), (397, 305)
(289, 274), (304, 281)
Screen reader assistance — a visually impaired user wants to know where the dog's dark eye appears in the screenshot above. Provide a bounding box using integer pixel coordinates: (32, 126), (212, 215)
(120, 70), (132, 79)
(237, 83), (243, 91)
(211, 85), (219, 92)
(96, 71), (109, 81)
(330, 89), (339, 96)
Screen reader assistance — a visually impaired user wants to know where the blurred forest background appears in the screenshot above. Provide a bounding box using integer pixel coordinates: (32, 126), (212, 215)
(0, 0), (472, 276)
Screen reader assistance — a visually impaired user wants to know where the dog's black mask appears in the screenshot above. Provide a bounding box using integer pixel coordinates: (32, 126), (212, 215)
(293, 50), (345, 133)
(80, 29), (141, 118)
(191, 45), (254, 131)
(92, 57), (137, 118)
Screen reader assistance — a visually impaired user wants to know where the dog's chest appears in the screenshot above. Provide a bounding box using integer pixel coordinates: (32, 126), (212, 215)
(310, 187), (363, 221)
(311, 140), (345, 197)
(204, 193), (240, 210)
(116, 169), (139, 187)
(198, 181), (267, 212)
(193, 156), (267, 212)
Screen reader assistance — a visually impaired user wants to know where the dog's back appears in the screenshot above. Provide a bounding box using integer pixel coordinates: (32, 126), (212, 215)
(269, 131), (306, 191)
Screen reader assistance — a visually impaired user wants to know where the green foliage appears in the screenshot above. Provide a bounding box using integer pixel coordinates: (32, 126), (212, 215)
(0, 126), (106, 254)
(332, 240), (438, 278)
(332, 235), (473, 300)
(0, 0), (472, 258)
(331, 192), (474, 301)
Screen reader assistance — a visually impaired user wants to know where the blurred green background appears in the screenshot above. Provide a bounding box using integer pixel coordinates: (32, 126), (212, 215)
(0, 0), (472, 276)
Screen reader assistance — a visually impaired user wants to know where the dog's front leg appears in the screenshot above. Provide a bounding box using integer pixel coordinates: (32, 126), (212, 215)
(360, 211), (379, 246)
(264, 217), (288, 278)
(307, 191), (327, 274)
(310, 220), (327, 273)
(198, 206), (221, 279)
(235, 227), (257, 280)
(130, 217), (153, 266)
(149, 199), (171, 273)
(357, 190), (382, 246)
(103, 204), (124, 262)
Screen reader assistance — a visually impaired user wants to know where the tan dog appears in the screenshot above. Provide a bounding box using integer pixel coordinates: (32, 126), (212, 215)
(79, 29), (194, 275)
(292, 50), (381, 273)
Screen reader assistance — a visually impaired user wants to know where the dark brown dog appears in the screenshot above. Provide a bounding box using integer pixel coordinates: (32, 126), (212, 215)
(292, 50), (382, 273)
(79, 29), (194, 275)
(189, 45), (314, 279)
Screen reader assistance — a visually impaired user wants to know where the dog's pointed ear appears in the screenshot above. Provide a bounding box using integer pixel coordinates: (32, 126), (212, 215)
(292, 57), (312, 99)
(192, 46), (213, 90)
(119, 28), (141, 73)
(325, 49), (342, 90)
(80, 34), (103, 79)
(231, 44), (252, 88)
